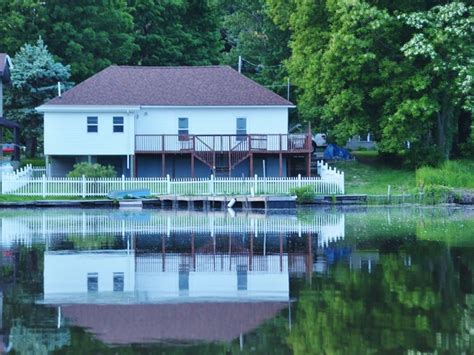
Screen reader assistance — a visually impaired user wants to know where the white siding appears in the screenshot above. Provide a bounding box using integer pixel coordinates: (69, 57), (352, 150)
(44, 111), (135, 156)
(43, 107), (288, 155)
(135, 107), (288, 136)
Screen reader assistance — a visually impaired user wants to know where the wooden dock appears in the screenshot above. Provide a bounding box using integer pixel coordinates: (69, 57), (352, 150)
(145, 195), (296, 210)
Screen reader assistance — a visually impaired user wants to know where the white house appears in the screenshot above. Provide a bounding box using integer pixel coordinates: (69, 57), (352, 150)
(36, 65), (312, 178)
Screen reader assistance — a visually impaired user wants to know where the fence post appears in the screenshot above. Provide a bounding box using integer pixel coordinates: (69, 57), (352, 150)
(82, 175), (86, 198)
(341, 171), (345, 194)
(121, 174), (125, 190)
(167, 174), (171, 194)
(254, 174), (258, 194)
(210, 174), (215, 195)
(42, 174), (46, 198)
(298, 174), (302, 188)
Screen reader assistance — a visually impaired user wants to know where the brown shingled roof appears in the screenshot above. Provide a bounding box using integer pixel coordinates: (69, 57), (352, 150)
(61, 302), (287, 344)
(45, 65), (293, 106)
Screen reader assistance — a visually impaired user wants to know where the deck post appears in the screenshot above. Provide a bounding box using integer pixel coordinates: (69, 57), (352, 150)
(306, 153), (311, 177)
(161, 153), (166, 177)
(279, 153), (283, 177)
(249, 153), (254, 177)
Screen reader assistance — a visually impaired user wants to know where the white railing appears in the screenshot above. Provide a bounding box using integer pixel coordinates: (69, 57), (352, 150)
(1, 161), (344, 197)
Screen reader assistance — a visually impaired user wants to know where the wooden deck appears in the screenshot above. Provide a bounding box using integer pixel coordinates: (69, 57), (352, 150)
(135, 133), (313, 177)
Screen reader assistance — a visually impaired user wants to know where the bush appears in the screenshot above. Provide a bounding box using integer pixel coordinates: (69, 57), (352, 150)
(67, 162), (116, 178)
(416, 160), (474, 189)
(290, 186), (316, 203)
(21, 158), (46, 167)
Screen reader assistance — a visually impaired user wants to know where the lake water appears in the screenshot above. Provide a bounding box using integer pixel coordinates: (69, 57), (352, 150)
(0, 207), (472, 353)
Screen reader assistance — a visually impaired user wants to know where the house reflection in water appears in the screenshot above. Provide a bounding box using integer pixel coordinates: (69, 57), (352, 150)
(2, 209), (346, 345)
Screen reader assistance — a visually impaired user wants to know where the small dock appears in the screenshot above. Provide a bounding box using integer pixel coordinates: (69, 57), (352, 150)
(145, 195), (296, 210)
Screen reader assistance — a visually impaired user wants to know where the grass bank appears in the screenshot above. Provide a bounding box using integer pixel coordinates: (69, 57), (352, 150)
(332, 154), (416, 195)
(332, 152), (473, 198)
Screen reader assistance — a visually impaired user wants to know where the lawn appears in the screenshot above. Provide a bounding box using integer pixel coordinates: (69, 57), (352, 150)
(332, 152), (416, 195)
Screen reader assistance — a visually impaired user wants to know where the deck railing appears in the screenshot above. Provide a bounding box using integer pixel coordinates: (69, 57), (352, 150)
(135, 133), (312, 153)
(1, 161), (344, 197)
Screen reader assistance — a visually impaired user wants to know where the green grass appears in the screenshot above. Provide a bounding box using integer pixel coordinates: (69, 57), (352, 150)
(333, 151), (473, 196)
(416, 160), (474, 189)
(333, 153), (416, 195)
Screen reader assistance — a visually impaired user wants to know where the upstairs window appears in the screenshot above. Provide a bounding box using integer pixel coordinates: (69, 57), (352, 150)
(236, 117), (246, 141)
(178, 117), (189, 141)
(113, 116), (124, 133)
(87, 116), (98, 133)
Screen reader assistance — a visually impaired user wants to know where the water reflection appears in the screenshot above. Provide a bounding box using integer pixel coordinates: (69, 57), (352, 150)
(0, 207), (473, 353)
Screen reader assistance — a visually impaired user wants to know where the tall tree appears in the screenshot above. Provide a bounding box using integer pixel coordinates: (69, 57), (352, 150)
(0, 0), (45, 55)
(267, 0), (472, 165)
(5, 38), (71, 157)
(41, 0), (137, 82)
(129, 0), (222, 66)
(219, 0), (291, 100)
(398, 2), (473, 159)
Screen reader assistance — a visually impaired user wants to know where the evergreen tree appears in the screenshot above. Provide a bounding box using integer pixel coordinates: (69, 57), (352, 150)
(5, 38), (71, 157)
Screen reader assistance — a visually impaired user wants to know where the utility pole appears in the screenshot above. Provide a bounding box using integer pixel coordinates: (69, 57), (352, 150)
(287, 77), (290, 101)
(238, 56), (242, 74)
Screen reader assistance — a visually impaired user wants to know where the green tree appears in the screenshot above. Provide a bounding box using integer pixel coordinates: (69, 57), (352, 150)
(398, 2), (474, 159)
(42, 0), (137, 81)
(129, 0), (222, 66)
(220, 0), (291, 100)
(267, 0), (472, 165)
(5, 38), (71, 157)
(0, 0), (45, 55)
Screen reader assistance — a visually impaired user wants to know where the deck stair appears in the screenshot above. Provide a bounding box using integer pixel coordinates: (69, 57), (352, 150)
(193, 136), (251, 175)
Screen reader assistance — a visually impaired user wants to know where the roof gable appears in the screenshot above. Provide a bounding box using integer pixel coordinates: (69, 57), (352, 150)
(45, 65), (293, 107)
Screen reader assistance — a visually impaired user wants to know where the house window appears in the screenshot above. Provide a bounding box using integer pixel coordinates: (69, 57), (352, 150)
(178, 117), (189, 141)
(113, 272), (124, 292)
(87, 116), (98, 133)
(179, 264), (189, 292)
(236, 118), (246, 141)
(87, 273), (98, 292)
(237, 265), (247, 290)
(113, 116), (124, 133)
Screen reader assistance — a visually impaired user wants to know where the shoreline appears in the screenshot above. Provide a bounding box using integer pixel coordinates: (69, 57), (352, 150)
(0, 192), (472, 208)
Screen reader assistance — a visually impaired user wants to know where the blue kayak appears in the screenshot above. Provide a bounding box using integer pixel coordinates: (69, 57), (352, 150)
(107, 189), (151, 200)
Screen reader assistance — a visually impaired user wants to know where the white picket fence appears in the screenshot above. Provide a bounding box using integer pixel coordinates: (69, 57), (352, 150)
(1, 162), (344, 197)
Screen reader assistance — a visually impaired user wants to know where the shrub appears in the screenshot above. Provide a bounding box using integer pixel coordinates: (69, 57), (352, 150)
(416, 160), (474, 189)
(67, 162), (116, 178)
(290, 186), (316, 203)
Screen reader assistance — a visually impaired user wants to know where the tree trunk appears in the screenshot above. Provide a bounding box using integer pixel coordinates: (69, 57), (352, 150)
(25, 136), (37, 158)
(436, 97), (454, 160)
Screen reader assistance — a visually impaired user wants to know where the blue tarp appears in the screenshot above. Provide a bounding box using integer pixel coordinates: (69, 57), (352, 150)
(323, 144), (352, 160)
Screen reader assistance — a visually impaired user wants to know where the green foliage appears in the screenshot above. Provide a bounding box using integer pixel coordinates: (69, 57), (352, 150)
(4, 38), (71, 158)
(219, 0), (291, 99)
(67, 162), (116, 178)
(43, 0), (137, 81)
(130, 0), (222, 67)
(416, 160), (474, 189)
(267, 0), (474, 164)
(20, 158), (45, 167)
(290, 186), (315, 203)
